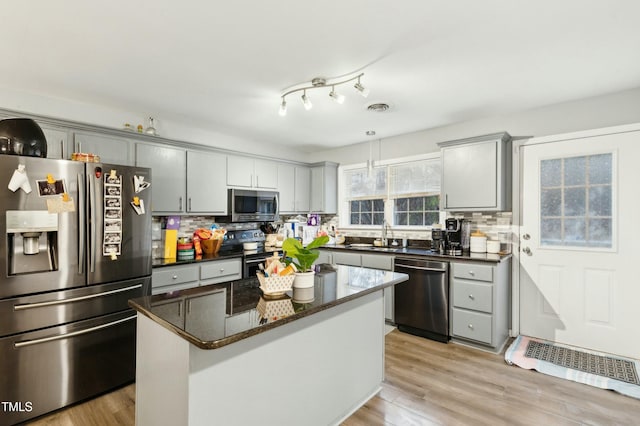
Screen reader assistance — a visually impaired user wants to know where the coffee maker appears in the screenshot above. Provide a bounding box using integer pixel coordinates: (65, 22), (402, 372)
(431, 228), (446, 254)
(445, 218), (463, 256)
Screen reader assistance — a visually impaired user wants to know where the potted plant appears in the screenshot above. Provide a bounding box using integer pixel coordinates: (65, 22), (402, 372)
(282, 235), (329, 288)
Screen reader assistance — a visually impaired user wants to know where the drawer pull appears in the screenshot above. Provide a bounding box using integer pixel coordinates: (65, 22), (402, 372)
(172, 275), (178, 280)
(468, 271), (475, 276)
(468, 294), (475, 300)
(468, 324), (474, 330)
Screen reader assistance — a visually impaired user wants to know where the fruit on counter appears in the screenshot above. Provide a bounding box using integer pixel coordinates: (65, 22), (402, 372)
(194, 228), (213, 240)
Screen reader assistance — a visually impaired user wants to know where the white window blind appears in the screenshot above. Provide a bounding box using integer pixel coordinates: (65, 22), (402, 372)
(389, 158), (441, 198)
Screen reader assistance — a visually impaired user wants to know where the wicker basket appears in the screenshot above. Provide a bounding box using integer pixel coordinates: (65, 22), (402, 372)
(257, 272), (294, 296)
(201, 238), (222, 254)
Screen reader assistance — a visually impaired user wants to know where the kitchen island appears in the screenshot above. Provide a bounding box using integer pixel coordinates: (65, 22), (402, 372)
(129, 264), (408, 426)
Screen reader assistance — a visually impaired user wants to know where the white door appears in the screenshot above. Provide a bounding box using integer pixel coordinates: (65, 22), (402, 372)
(519, 127), (640, 358)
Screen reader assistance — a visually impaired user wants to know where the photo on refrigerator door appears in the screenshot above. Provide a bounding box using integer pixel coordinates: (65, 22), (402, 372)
(103, 174), (123, 256)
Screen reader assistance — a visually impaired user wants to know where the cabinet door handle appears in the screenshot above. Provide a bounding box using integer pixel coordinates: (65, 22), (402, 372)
(219, 268), (224, 273)
(188, 198), (192, 211)
(179, 197), (183, 210)
(60, 140), (65, 159)
(468, 271), (475, 276)
(468, 324), (474, 330)
(172, 275), (178, 280)
(468, 294), (475, 300)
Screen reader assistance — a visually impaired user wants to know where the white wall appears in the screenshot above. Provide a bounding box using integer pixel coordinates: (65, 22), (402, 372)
(313, 87), (640, 164)
(0, 86), (311, 162)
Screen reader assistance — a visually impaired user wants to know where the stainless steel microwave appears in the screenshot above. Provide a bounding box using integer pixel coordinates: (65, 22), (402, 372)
(228, 189), (279, 222)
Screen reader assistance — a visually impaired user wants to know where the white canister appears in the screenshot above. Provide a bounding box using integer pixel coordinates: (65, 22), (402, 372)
(470, 236), (487, 253)
(486, 240), (500, 254)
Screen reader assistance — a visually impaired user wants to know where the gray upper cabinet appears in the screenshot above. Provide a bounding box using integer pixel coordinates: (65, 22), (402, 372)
(73, 131), (135, 165)
(294, 166), (311, 212)
(40, 125), (70, 160)
(277, 163), (296, 213)
(136, 143), (187, 213)
(310, 162), (338, 214)
(186, 150), (227, 214)
(438, 132), (511, 211)
(227, 155), (277, 189)
(278, 163), (312, 214)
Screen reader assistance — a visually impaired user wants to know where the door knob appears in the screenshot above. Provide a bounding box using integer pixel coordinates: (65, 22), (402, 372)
(522, 247), (532, 256)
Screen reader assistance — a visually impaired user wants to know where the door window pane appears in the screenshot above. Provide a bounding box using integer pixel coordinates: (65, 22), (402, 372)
(540, 153), (613, 249)
(563, 187), (586, 216)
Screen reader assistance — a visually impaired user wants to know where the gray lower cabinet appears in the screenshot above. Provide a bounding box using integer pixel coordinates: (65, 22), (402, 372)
(152, 258), (242, 295)
(200, 258), (242, 285)
(152, 264), (199, 295)
(330, 250), (395, 322)
(316, 249), (332, 265)
(450, 259), (511, 351)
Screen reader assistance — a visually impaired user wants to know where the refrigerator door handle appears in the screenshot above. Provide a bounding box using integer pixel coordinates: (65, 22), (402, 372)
(77, 173), (85, 275)
(13, 284), (142, 311)
(89, 173), (97, 273)
(13, 315), (136, 348)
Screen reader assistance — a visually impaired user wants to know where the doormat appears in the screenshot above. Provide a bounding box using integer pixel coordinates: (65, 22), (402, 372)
(505, 335), (640, 399)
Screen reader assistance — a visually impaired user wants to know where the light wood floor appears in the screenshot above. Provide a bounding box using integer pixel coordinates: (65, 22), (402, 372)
(28, 330), (640, 425)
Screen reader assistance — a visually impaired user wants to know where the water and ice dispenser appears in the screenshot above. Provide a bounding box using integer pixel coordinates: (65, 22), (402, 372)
(6, 210), (58, 275)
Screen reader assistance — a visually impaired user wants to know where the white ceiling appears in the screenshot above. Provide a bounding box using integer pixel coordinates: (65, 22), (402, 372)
(2, 0), (640, 152)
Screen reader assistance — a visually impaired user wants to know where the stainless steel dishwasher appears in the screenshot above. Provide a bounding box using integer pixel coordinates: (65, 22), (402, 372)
(393, 258), (449, 343)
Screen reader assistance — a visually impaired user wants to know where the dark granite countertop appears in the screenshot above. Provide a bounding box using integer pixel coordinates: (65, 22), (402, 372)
(129, 264), (408, 350)
(152, 246), (282, 268)
(323, 244), (512, 263)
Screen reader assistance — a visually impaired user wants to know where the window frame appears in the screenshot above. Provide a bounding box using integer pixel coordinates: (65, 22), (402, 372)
(338, 152), (444, 231)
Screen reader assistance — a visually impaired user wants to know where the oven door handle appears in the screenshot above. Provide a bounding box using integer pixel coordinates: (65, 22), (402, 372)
(13, 315), (136, 348)
(395, 264), (447, 273)
(13, 284), (142, 311)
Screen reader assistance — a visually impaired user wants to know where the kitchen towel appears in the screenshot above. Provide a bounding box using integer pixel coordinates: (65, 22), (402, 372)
(505, 335), (640, 399)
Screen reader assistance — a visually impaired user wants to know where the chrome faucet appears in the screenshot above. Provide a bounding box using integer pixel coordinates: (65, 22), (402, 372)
(381, 220), (390, 246)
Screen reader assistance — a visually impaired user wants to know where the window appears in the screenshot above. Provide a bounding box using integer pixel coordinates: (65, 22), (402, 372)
(394, 195), (440, 226)
(341, 155), (441, 228)
(540, 153), (612, 248)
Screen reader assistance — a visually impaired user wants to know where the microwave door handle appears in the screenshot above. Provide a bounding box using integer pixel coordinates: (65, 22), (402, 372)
(274, 193), (278, 215)
(77, 173), (85, 275)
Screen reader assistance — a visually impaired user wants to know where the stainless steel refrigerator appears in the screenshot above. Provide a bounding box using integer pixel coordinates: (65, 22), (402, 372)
(0, 155), (151, 425)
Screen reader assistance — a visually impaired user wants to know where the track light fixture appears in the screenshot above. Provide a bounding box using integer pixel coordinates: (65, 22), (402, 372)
(354, 75), (370, 98)
(301, 90), (313, 110)
(279, 73), (368, 115)
(329, 86), (345, 104)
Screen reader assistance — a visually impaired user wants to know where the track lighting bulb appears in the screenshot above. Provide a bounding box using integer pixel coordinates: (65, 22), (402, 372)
(329, 86), (345, 104)
(354, 77), (370, 97)
(279, 98), (287, 116)
(301, 90), (313, 110)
